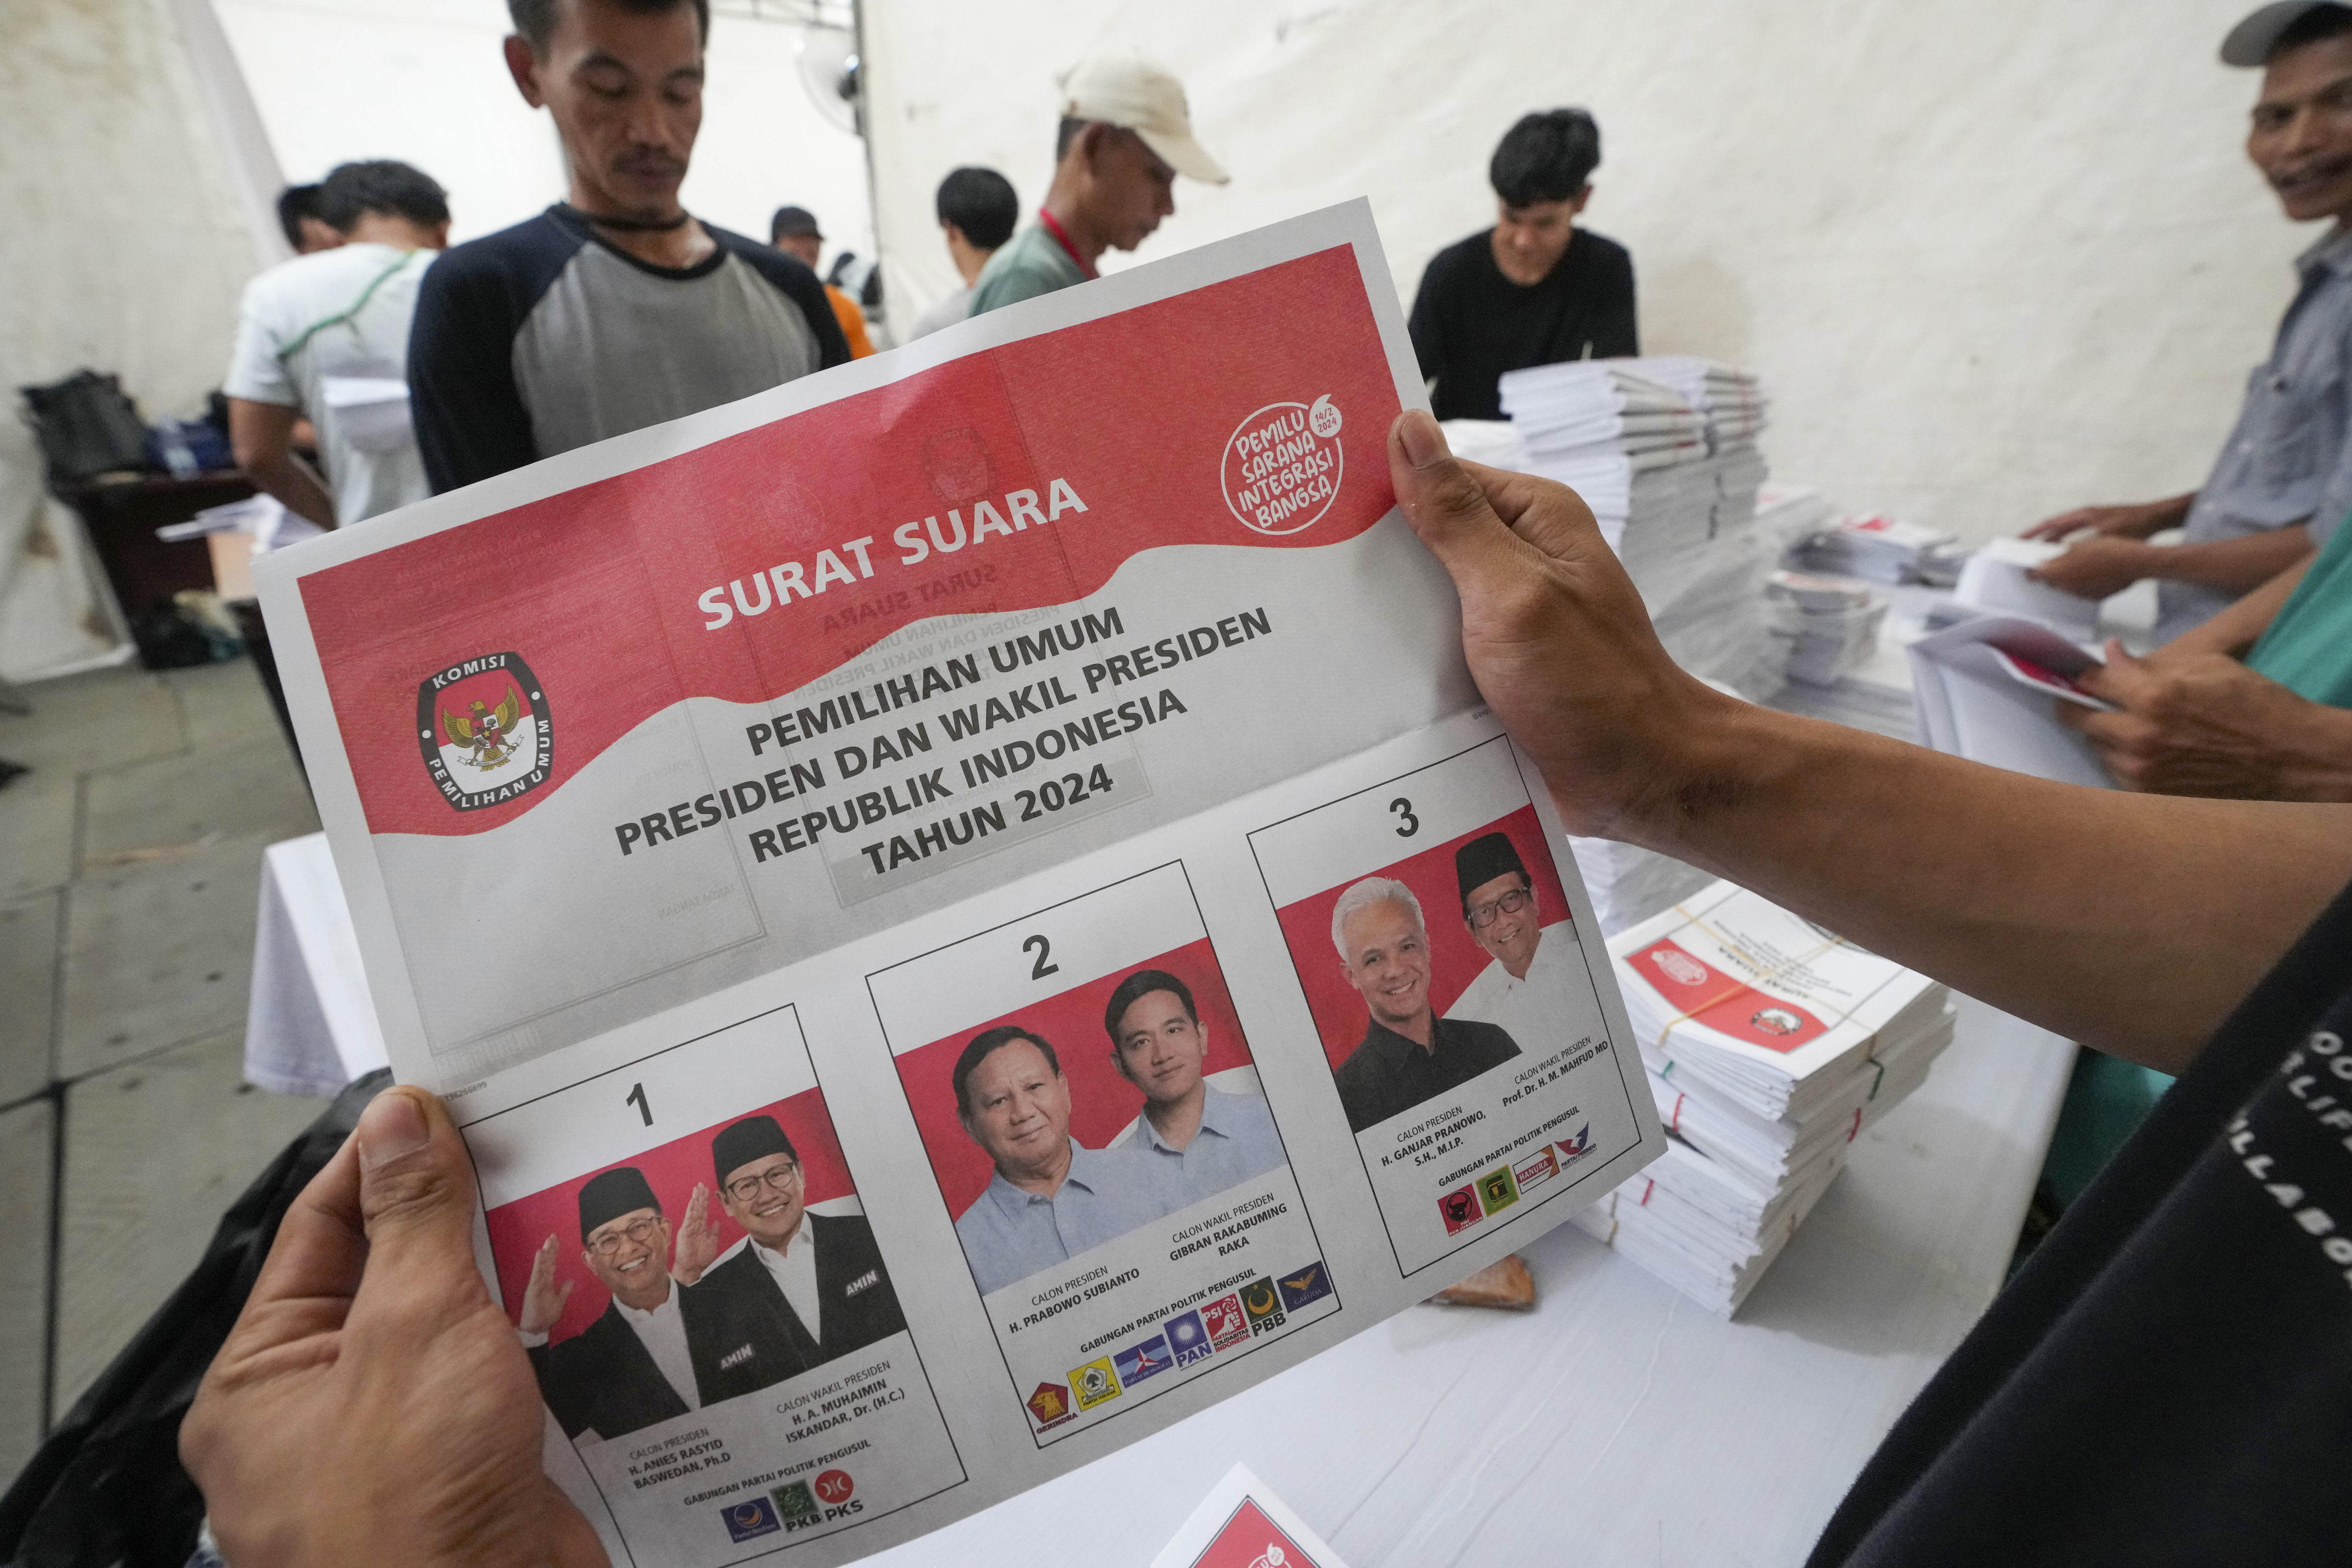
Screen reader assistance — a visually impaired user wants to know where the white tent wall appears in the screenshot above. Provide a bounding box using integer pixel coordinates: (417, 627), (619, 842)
(862, 0), (2306, 545)
(210, 1), (875, 269)
(1, 0), (264, 681)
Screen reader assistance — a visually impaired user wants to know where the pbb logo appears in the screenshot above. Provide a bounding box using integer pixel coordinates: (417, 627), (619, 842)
(1221, 396), (1344, 536)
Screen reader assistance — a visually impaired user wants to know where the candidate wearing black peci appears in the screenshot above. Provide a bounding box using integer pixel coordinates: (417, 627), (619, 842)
(517, 1167), (700, 1443)
(667, 1114), (905, 1404)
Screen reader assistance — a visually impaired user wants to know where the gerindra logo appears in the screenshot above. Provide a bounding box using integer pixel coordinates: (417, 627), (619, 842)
(416, 651), (553, 811)
(1221, 395), (1343, 536)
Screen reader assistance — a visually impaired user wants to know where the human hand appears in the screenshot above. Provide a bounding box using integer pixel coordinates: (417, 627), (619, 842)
(181, 1087), (608, 1568)
(519, 1232), (573, 1337)
(1384, 410), (1736, 841)
(2026, 536), (2154, 601)
(2063, 642), (2352, 800)
(671, 1183), (720, 1285)
(2018, 500), (2175, 543)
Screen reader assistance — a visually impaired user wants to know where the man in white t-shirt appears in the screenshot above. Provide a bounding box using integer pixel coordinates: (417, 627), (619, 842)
(1444, 831), (1597, 1048)
(223, 160), (450, 528)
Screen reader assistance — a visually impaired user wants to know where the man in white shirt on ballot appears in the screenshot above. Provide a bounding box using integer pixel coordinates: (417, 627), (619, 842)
(1445, 831), (1593, 1046)
(1104, 968), (1286, 1204)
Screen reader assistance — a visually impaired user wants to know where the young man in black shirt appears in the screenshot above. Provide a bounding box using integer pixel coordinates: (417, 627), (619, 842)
(1408, 108), (1637, 421)
(406, 0), (848, 495)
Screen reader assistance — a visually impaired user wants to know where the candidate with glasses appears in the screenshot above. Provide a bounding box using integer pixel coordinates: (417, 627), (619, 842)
(1444, 831), (1600, 1053)
(517, 1165), (703, 1442)
(667, 1114), (907, 1401)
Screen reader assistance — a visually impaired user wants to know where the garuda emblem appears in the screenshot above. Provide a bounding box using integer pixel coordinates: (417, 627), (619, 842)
(442, 686), (523, 770)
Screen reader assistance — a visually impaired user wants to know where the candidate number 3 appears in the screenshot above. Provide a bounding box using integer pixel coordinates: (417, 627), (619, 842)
(625, 1081), (652, 1127)
(1391, 797), (1419, 837)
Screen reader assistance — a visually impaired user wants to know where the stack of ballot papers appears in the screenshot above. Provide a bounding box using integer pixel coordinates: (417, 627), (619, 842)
(1910, 615), (2114, 788)
(1766, 569), (1889, 686)
(1574, 881), (1955, 1314)
(1498, 360), (1786, 702)
(1952, 537), (2103, 639)
(1796, 513), (1967, 586)
(1567, 836), (1717, 937)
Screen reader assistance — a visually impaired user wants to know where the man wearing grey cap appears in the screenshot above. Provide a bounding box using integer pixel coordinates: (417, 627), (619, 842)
(517, 1164), (699, 1442)
(1443, 831), (1601, 1049)
(968, 51), (1229, 317)
(670, 1114), (905, 1403)
(2026, 2), (2352, 645)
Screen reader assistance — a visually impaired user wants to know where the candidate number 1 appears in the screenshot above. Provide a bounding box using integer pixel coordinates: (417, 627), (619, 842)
(625, 1082), (652, 1126)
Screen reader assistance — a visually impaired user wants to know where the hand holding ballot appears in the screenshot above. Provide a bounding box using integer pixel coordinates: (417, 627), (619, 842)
(181, 1088), (608, 1568)
(2061, 642), (2352, 801)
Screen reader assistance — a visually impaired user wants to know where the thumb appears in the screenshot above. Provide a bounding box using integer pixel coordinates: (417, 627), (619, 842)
(1388, 410), (1533, 584)
(352, 1086), (485, 1319)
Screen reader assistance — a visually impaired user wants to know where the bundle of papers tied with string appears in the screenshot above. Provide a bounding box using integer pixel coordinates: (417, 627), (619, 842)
(1573, 880), (1953, 1314)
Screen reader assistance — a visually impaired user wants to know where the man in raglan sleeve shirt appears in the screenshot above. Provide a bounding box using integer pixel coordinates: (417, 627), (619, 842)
(407, 0), (848, 495)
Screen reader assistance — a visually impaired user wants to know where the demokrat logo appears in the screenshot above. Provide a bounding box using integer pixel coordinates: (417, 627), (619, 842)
(416, 651), (554, 811)
(1221, 395), (1343, 536)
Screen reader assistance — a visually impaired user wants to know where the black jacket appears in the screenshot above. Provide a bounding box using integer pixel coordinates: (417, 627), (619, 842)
(681, 1212), (905, 1404)
(1333, 1014), (1521, 1133)
(527, 1298), (691, 1442)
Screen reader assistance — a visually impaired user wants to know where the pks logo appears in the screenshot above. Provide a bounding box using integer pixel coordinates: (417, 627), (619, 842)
(1221, 396), (1344, 536)
(416, 652), (553, 811)
(720, 1496), (782, 1542)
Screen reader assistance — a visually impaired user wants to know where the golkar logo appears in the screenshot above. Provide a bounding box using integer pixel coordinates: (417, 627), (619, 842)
(417, 652), (553, 811)
(1221, 395), (1343, 536)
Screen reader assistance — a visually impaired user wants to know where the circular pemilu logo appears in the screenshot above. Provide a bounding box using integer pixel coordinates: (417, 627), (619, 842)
(1221, 395), (1344, 536)
(1750, 1006), (1803, 1037)
(416, 651), (554, 812)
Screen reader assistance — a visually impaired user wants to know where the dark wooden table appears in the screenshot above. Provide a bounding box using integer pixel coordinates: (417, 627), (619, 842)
(55, 470), (255, 621)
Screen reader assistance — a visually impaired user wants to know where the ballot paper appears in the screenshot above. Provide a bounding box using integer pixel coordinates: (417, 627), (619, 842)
(1797, 513), (1961, 585)
(1575, 882), (1951, 1313)
(1952, 537), (2102, 639)
(253, 203), (1663, 1568)
(1909, 615), (2114, 789)
(1152, 1465), (1355, 1568)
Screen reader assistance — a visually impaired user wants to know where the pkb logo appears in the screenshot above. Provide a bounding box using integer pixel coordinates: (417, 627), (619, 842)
(416, 651), (553, 811)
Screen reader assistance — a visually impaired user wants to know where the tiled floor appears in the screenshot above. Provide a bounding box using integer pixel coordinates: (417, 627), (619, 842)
(0, 658), (327, 1486)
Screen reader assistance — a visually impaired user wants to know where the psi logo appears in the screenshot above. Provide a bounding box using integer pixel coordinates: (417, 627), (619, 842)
(1221, 396), (1344, 536)
(416, 652), (553, 811)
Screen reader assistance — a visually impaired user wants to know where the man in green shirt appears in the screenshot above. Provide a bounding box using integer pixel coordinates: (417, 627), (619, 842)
(968, 51), (1227, 317)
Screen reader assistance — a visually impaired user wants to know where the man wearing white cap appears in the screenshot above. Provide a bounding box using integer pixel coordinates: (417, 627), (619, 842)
(968, 51), (1227, 317)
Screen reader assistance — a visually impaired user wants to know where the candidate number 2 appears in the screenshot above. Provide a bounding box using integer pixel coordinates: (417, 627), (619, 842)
(1391, 797), (1419, 837)
(1023, 933), (1060, 981)
(625, 1082), (652, 1126)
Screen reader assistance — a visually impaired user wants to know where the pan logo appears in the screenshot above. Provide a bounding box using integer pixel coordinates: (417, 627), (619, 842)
(1221, 396), (1344, 536)
(416, 651), (553, 810)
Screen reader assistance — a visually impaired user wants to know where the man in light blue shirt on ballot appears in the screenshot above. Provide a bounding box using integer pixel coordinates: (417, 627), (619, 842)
(951, 1025), (1176, 1296)
(1105, 969), (1286, 1203)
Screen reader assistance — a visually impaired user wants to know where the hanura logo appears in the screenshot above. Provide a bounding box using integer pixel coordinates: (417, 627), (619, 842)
(1221, 395), (1343, 536)
(416, 652), (552, 811)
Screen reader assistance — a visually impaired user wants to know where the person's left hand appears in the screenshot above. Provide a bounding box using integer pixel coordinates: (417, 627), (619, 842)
(2027, 536), (2154, 601)
(181, 1087), (609, 1568)
(2063, 642), (2352, 800)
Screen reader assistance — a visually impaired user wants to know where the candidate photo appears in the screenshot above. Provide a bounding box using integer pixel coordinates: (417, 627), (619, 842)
(1101, 967), (1287, 1204)
(500, 1103), (899, 1442)
(1442, 831), (1594, 1049)
(1328, 875), (1522, 1133)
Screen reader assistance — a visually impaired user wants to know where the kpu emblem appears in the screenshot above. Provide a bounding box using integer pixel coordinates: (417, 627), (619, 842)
(417, 652), (554, 811)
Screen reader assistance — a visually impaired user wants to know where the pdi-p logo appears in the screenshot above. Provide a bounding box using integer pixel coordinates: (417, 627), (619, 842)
(1221, 396), (1343, 536)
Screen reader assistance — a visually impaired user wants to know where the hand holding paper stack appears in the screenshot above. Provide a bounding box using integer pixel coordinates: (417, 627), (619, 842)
(1574, 882), (1954, 1314)
(1909, 615), (2115, 789)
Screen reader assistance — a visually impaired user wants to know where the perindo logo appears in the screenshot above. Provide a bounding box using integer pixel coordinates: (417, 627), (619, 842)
(416, 652), (553, 811)
(1221, 395), (1343, 536)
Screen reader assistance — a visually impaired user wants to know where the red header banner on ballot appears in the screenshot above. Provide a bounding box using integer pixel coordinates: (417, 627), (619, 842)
(304, 246), (1395, 838)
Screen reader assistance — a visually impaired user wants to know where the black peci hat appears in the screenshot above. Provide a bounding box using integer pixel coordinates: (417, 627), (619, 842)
(1455, 831), (1529, 901)
(713, 1114), (800, 1188)
(578, 1166), (659, 1241)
